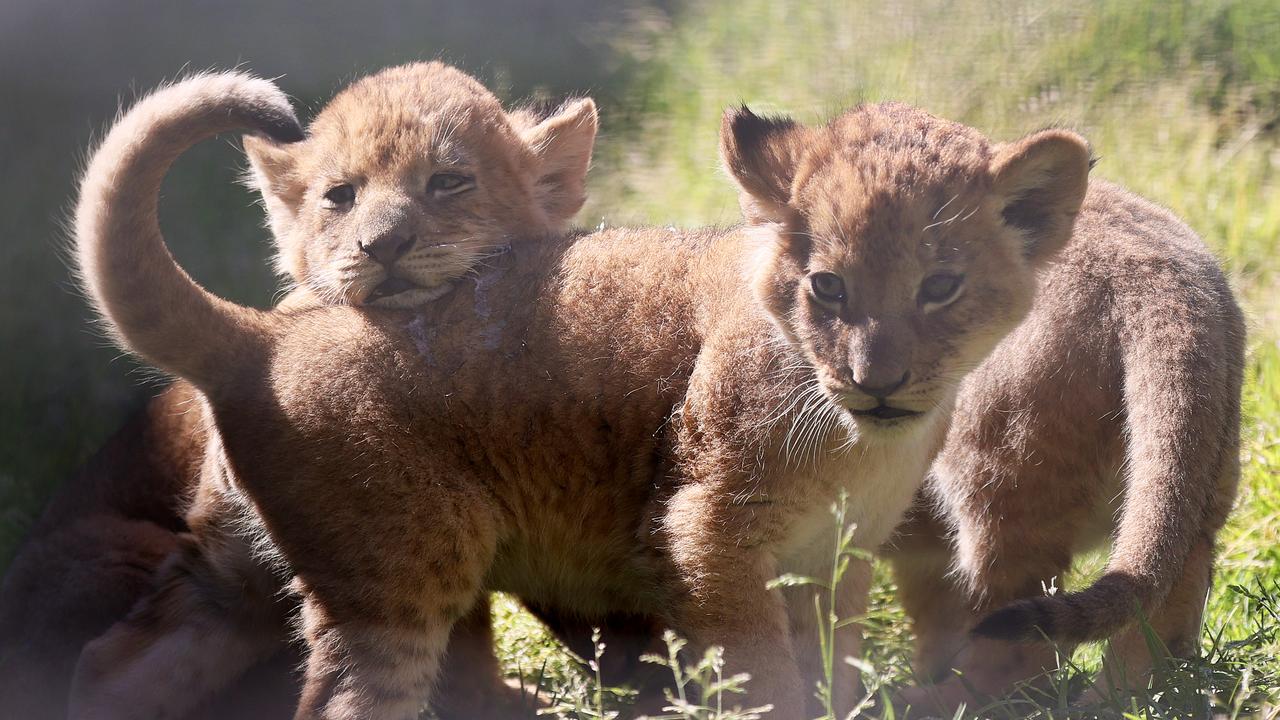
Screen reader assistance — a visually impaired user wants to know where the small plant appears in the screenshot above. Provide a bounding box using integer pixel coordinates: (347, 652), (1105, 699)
(638, 630), (772, 720)
(539, 627), (633, 719)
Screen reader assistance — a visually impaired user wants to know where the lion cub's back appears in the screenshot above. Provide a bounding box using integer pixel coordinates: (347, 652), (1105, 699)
(240, 224), (752, 510)
(940, 177), (1244, 534)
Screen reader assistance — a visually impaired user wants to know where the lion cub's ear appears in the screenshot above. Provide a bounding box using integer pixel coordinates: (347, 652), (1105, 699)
(720, 106), (810, 224)
(990, 129), (1092, 263)
(243, 134), (305, 240)
(520, 98), (598, 229)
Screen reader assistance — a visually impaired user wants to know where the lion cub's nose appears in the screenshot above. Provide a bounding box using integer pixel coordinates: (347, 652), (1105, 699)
(359, 233), (417, 267)
(850, 370), (909, 399)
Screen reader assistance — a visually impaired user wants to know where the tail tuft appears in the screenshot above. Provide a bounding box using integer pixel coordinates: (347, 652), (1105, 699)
(972, 598), (1053, 642)
(972, 572), (1146, 645)
(230, 80), (305, 143)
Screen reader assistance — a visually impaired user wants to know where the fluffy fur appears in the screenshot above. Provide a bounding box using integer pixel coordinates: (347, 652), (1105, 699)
(66, 63), (598, 720)
(887, 178), (1245, 712)
(70, 85), (1088, 720)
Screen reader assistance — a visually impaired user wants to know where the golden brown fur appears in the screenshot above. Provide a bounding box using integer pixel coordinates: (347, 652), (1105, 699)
(70, 81), (1090, 719)
(888, 178), (1245, 712)
(66, 63), (598, 720)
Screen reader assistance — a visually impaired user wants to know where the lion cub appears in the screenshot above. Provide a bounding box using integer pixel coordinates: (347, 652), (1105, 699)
(68, 63), (596, 720)
(888, 171), (1245, 711)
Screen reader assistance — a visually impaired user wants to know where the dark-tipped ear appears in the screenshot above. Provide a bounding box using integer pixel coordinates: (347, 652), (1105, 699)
(520, 97), (598, 228)
(720, 106), (808, 224)
(990, 129), (1091, 263)
(243, 133), (304, 240)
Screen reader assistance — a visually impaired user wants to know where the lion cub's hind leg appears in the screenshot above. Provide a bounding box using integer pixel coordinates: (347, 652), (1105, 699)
(290, 496), (500, 720)
(1084, 537), (1214, 706)
(69, 527), (288, 720)
(431, 596), (547, 720)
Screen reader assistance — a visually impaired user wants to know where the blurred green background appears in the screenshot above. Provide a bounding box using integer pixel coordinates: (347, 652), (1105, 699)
(1, 0), (1278, 714)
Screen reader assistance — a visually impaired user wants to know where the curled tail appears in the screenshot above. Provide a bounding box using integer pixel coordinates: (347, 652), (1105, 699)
(74, 71), (303, 390)
(975, 255), (1245, 646)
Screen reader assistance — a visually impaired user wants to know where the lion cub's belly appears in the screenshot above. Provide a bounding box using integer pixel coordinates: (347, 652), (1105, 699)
(482, 419), (943, 619)
(482, 472), (666, 618)
(486, 530), (665, 619)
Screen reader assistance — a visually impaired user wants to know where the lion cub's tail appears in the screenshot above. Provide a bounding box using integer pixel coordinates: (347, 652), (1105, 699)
(74, 72), (303, 390)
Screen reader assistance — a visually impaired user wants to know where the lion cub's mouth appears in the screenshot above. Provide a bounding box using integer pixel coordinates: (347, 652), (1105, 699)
(365, 277), (420, 304)
(850, 404), (922, 421)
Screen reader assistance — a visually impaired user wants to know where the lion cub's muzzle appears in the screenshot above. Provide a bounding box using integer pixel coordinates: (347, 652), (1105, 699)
(848, 370), (922, 420)
(353, 231), (441, 306)
(824, 369), (928, 425)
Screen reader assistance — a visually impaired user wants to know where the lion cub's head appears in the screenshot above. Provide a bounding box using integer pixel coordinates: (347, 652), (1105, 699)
(243, 61), (597, 308)
(722, 102), (1090, 437)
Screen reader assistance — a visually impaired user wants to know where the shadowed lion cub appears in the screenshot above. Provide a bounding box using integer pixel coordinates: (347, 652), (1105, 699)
(72, 78), (1091, 719)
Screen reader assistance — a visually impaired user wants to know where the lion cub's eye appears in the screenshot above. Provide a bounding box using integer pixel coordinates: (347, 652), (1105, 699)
(322, 184), (356, 210)
(809, 272), (847, 305)
(919, 273), (964, 307)
(427, 172), (474, 197)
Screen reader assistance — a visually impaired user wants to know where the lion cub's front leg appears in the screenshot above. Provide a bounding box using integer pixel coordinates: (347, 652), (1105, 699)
(784, 555), (872, 718)
(287, 480), (501, 720)
(663, 484), (806, 720)
(432, 596), (547, 720)
(293, 598), (452, 720)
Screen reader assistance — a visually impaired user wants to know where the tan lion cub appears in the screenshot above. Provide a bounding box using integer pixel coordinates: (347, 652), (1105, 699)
(889, 180), (1245, 710)
(68, 63), (596, 720)
(73, 87), (1091, 719)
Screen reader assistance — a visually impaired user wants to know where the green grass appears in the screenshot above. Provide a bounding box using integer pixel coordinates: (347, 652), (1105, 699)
(487, 0), (1280, 717)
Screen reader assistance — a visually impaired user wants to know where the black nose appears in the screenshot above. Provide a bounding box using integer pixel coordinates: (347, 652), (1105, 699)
(359, 234), (416, 267)
(850, 370), (909, 399)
